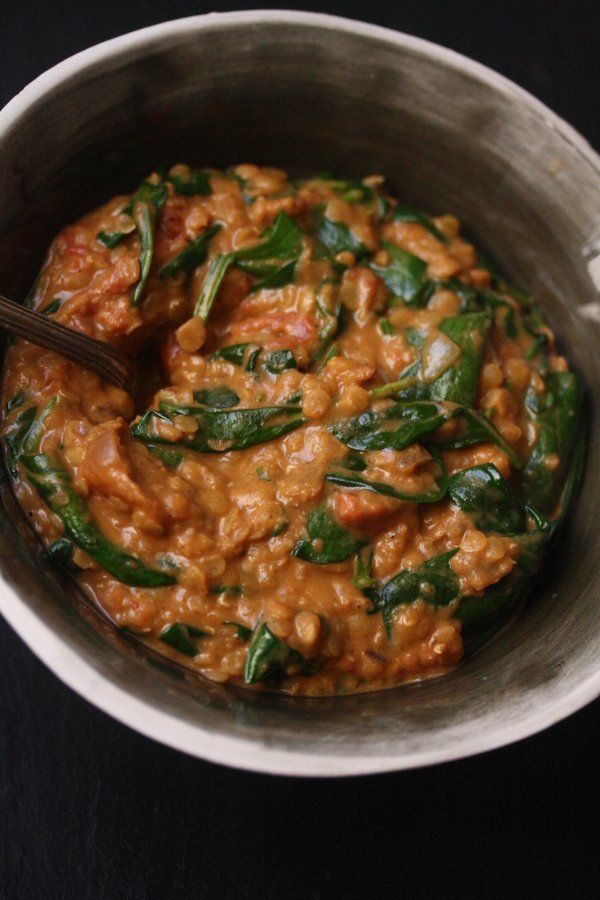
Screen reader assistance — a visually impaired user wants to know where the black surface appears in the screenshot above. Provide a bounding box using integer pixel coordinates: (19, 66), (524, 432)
(1, 2), (599, 897)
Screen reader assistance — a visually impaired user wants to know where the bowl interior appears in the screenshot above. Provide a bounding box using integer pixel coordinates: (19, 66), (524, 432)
(0, 13), (598, 774)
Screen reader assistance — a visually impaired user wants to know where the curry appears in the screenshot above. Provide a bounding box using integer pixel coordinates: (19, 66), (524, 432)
(0, 165), (582, 694)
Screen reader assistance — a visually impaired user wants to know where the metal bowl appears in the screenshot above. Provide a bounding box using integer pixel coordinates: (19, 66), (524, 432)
(0, 10), (598, 776)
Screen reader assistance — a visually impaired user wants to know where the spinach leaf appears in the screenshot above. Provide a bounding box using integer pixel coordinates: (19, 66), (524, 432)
(42, 299), (62, 316)
(374, 313), (490, 408)
(456, 514), (550, 654)
(194, 212), (304, 320)
(404, 327), (426, 349)
(370, 242), (428, 306)
(521, 371), (581, 514)
(169, 169), (212, 196)
(371, 550), (460, 635)
(392, 203), (447, 242)
(132, 404), (306, 453)
(193, 253), (235, 321)
(243, 621), (293, 684)
(335, 451), (367, 471)
(370, 369), (423, 400)
(315, 215), (370, 261)
(271, 519), (289, 537)
(245, 348), (261, 372)
(431, 405), (523, 469)
(311, 299), (345, 372)
(457, 571), (527, 654)
(210, 342), (259, 368)
(435, 278), (479, 311)
(319, 177), (375, 204)
(21, 397), (57, 456)
(292, 506), (367, 564)
(192, 386), (240, 408)
(333, 399), (522, 467)
(264, 349), (297, 374)
(159, 224), (221, 280)
(47, 536), (78, 569)
(129, 180), (168, 306)
(448, 463), (526, 534)
(224, 621), (252, 641)
(330, 401), (449, 452)
(4, 397), (57, 478)
(326, 452), (447, 504)
(250, 259), (297, 293)
(478, 289), (518, 339)
(314, 342), (341, 372)
(6, 391), (26, 412)
(160, 622), (207, 656)
(523, 308), (550, 363)
(429, 312), (491, 407)
(353, 548), (375, 591)
(146, 443), (183, 468)
(22, 453), (175, 587)
(379, 318), (396, 336)
(97, 229), (132, 249)
(210, 584), (244, 595)
(235, 211), (304, 272)
(4, 405), (37, 477)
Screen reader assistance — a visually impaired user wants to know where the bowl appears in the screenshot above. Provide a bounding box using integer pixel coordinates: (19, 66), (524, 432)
(0, 10), (598, 777)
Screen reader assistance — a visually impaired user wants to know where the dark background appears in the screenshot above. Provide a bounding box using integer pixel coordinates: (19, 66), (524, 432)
(1, 2), (599, 898)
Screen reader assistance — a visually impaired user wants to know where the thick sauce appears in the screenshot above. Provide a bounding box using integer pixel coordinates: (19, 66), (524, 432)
(1, 165), (580, 695)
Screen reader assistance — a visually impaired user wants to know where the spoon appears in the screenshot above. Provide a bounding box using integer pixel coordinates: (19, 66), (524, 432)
(0, 294), (137, 394)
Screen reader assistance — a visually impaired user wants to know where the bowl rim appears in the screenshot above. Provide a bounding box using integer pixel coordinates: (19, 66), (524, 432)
(0, 8), (599, 777)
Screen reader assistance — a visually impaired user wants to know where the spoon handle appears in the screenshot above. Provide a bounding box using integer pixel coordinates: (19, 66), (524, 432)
(0, 294), (136, 393)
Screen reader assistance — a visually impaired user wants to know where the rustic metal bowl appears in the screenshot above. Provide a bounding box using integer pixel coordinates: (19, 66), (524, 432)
(0, 11), (598, 776)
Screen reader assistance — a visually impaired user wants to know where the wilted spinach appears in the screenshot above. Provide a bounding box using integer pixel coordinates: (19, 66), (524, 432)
(292, 506), (366, 564)
(448, 463), (526, 534)
(159, 224), (221, 280)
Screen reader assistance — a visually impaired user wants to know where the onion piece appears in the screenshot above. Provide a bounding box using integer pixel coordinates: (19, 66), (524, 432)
(421, 332), (461, 383)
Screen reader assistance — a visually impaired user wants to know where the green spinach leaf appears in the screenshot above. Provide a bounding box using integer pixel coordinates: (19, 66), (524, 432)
(315, 215), (370, 262)
(264, 349), (298, 374)
(160, 622), (207, 656)
(431, 405), (523, 469)
(243, 621), (293, 684)
(379, 318), (396, 336)
(210, 342), (260, 368)
(521, 371), (581, 514)
(330, 401), (449, 452)
(192, 386), (240, 408)
(133, 404), (306, 453)
(169, 169), (212, 196)
(292, 506), (367, 564)
(370, 242), (428, 306)
(372, 550), (460, 635)
(42, 299), (62, 316)
(6, 391), (26, 413)
(224, 621), (252, 641)
(22, 453), (175, 587)
(129, 180), (168, 306)
(429, 312), (491, 407)
(146, 443), (184, 468)
(97, 229), (132, 249)
(194, 212), (304, 321)
(448, 463), (526, 534)
(159, 224), (221, 280)
(326, 452), (447, 504)
(392, 203), (446, 242)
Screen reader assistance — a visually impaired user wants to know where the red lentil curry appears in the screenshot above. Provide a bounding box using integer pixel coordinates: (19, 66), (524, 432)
(1, 165), (582, 695)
